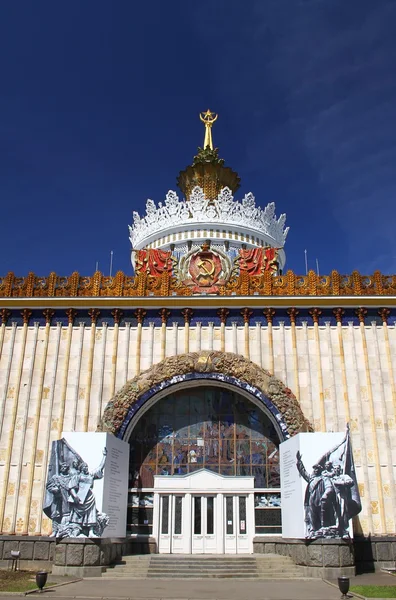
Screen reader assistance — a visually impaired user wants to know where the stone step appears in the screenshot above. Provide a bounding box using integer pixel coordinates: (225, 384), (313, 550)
(101, 553), (306, 580)
(150, 556), (257, 560)
(147, 573), (260, 579)
(149, 559), (257, 564)
(149, 560), (257, 565)
(148, 568), (258, 573)
(103, 573), (305, 580)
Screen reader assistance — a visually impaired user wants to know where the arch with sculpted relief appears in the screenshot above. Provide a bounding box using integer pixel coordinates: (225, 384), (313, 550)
(99, 351), (311, 440)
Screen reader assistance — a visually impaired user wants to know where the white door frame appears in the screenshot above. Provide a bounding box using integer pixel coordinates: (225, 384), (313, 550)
(154, 469), (254, 554)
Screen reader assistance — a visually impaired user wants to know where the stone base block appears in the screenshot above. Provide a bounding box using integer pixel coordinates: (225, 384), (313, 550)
(354, 536), (396, 573)
(53, 537), (127, 577)
(253, 536), (355, 578)
(303, 566), (355, 579)
(52, 565), (103, 577)
(0, 559), (53, 571)
(0, 536), (55, 571)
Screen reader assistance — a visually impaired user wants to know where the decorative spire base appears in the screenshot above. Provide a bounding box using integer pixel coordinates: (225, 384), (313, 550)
(177, 110), (241, 200)
(177, 147), (240, 200)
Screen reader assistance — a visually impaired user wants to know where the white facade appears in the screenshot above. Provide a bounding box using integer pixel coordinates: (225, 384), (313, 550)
(0, 317), (395, 537)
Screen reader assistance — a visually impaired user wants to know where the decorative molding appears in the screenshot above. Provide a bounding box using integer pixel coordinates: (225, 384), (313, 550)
(241, 308), (253, 324)
(111, 309), (124, 325)
(134, 309), (147, 325)
(356, 307), (368, 324)
(287, 308), (299, 324)
(88, 308), (100, 325)
(0, 309), (11, 325)
(98, 351), (312, 439)
(159, 308), (171, 324)
(378, 308), (391, 324)
(181, 308), (194, 324)
(217, 308), (230, 324)
(263, 308), (276, 324)
(0, 269), (396, 298)
(129, 187), (288, 250)
(309, 308), (322, 324)
(21, 309), (32, 325)
(43, 309), (55, 325)
(65, 308), (77, 325)
(333, 308), (345, 324)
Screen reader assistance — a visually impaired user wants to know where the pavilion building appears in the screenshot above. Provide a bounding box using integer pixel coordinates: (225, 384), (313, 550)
(0, 111), (395, 570)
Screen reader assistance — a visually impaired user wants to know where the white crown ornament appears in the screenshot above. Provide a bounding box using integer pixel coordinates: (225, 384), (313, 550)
(129, 186), (289, 250)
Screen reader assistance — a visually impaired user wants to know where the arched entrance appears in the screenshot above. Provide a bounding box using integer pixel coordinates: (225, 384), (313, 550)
(99, 352), (311, 553)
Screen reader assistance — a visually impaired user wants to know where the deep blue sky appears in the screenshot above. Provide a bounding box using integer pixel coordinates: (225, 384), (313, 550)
(1, 1), (396, 277)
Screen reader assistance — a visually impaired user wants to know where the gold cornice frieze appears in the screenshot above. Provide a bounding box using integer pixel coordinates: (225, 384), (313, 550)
(0, 269), (396, 303)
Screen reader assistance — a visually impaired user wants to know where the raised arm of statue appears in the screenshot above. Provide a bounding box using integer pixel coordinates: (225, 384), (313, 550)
(93, 447), (107, 479)
(296, 451), (309, 482)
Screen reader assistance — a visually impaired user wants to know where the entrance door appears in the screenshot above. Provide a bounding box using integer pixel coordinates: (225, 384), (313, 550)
(224, 495), (250, 554)
(191, 495), (217, 554)
(154, 470), (255, 554)
(158, 494), (185, 553)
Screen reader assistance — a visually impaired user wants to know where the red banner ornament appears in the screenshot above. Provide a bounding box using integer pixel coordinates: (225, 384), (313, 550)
(239, 247), (279, 274)
(135, 249), (173, 277)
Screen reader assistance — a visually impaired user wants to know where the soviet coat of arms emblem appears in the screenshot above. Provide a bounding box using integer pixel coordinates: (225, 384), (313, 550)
(183, 242), (225, 294)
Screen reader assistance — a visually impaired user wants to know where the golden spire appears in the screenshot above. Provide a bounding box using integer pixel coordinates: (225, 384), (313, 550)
(177, 110), (240, 200)
(200, 109), (218, 150)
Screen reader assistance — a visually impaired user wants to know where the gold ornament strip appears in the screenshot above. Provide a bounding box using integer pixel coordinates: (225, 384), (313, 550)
(1, 269), (396, 299)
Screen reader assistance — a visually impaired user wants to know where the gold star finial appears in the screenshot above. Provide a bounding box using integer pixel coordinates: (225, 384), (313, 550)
(199, 109), (218, 150)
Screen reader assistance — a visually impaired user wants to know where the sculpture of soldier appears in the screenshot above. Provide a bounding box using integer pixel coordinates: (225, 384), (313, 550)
(296, 452), (325, 537)
(320, 460), (337, 529)
(332, 464), (355, 538)
(68, 448), (107, 538)
(44, 462), (72, 537)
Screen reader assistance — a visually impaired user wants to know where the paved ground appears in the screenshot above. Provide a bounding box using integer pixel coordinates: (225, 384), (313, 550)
(348, 570), (396, 586)
(23, 577), (343, 600)
(1, 570), (396, 600)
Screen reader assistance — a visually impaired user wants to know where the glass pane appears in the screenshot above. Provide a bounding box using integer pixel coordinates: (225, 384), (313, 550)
(255, 506), (282, 534)
(207, 496), (214, 535)
(129, 386), (281, 490)
(239, 496), (247, 534)
(161, 496), (169, 534)
(226, 496), (233, 535)
(174, 496), (183, 535)
(127, 507), (153, 534)
(194, 496), (202, 535)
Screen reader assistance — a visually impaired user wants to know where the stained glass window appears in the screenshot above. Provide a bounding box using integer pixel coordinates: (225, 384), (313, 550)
(128, 386), (280, 489)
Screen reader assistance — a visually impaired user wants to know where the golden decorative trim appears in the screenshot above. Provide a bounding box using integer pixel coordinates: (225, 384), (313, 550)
(0, 309), (11, 325)
(1, 269), (395, 299)
(134, 308), (147, 325)
(181, 308), (194, 324)
(65, 308), (77, 325)
(111, 308), (124, 325)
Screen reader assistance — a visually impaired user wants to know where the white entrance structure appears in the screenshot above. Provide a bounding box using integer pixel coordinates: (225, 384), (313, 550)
(153, 469), (254, 554)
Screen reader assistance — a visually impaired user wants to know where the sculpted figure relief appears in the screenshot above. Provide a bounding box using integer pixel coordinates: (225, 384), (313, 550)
(44, 439), (109, 538)
(68, 448), (108, 538)
(44, 462), (72, 537)
(296, 428), (361, 540)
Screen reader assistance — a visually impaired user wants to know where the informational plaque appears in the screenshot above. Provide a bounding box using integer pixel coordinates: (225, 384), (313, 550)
(101, 435), (129, 537)
(280, 434), (305, 538)
(280, 432), (360, 540)
(61, 432), (129, 538)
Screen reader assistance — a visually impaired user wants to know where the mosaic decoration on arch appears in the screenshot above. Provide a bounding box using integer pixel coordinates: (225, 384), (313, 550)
(129, 387), (281, 489)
